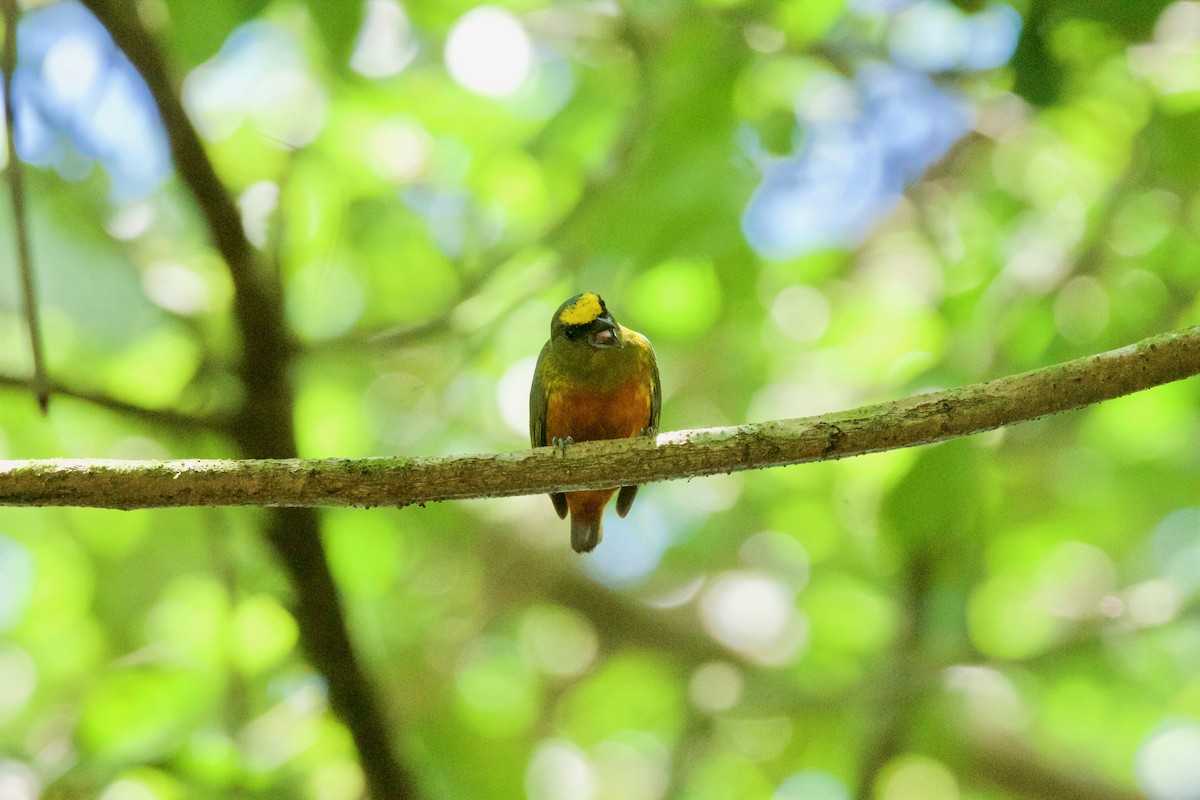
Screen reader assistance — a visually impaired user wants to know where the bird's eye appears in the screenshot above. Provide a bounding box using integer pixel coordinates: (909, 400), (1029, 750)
(564, 326), (584, 340)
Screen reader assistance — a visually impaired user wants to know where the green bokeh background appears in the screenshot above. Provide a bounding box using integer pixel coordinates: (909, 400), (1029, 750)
(2, 0), (1200, 798)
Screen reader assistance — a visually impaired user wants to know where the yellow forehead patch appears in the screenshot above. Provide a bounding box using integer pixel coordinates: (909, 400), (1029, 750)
(559, 293), (603, 325)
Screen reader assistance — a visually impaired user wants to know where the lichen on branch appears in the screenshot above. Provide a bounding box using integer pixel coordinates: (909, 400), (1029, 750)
(3, 325), (1198, 510)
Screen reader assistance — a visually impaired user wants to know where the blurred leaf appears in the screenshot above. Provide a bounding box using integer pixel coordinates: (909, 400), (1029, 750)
(177, 729), (240, 787)
(1011, 12), (1063, 107)
(967, 573), (1061, 659)
(558, 652), (684, 747)
(881, 439), (984, 558)
(1146, 111), (1200, 191)
(160, 0), (271, 67)
(518, 604), (599, 678)
(628, 257), (722, 341)
(324, 510), (405, 598)
(102, 327), (202, 407)
(776, 0), (846, 44)
(231, 594), (298, 674)
(103, 768), (187, 800)
(79, 668), (211, 762)
(805, 572), (899, 655)
(305, 0), (365, 67)
(683, 753), (773, 800)
(473, 151), (550, 235)
(145, 576), (229, 667)
(1083, 384), (1195, 461)
(455, 639), (540, 738)
(294, 378), (375, 457)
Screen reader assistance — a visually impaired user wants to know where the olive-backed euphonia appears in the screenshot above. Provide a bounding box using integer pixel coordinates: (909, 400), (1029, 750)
(529, 292), (661, 553)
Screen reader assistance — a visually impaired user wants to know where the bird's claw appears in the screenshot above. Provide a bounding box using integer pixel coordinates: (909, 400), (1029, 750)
(639, 426), (658, 438)
(552, 436), (574, 456)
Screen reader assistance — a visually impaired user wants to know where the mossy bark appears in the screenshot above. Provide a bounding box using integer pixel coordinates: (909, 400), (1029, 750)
(4, 325), (1198, 510)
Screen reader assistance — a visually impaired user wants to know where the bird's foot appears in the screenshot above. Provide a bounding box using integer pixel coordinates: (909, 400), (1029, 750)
(552, 436), (574, 456)
(639, 426), (658, 438)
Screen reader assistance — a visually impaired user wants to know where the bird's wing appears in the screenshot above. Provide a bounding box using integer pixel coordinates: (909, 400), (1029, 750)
(648, 346), (661, 434)
(530, 342), (568, 519)
(529, 343), (549, 449)
(616, 344), (661, 518)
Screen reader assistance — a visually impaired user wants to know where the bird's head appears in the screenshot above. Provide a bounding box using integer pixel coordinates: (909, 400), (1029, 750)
(551, 292), (620, 349)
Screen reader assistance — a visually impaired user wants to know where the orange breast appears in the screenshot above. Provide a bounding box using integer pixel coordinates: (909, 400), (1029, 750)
(544, 375), (651, 445)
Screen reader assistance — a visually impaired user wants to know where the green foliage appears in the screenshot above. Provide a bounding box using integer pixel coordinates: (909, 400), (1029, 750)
(558, 652), (685, 746)
(304, 0), (365, 67)
(881, 438), (985, 592)
(3, 0), (1200, 798)
(79, 668), (213, 762)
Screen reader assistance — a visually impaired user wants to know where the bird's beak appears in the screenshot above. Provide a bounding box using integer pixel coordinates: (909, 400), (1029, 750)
(587, 314), (619, 348)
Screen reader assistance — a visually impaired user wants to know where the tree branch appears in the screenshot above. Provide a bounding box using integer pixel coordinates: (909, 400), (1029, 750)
(960, 731), (1147, 800)
(75, 4), (419, 798)
(77, 0), (295, 445)
(2, 325), (1197, 508)
(2, 0), (50, 412)
(0, 372), (231, 432)
(854, 557), (934, 799)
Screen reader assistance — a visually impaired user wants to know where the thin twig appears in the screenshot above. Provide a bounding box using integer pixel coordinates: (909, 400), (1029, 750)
(854, 557), (935, 799)
(2, 324), (1198, 509)
(0, 371), (232, 432)
(961, 731), (1147, 800)
(75, 3), (420, 797)
(1, 0), (49, 412)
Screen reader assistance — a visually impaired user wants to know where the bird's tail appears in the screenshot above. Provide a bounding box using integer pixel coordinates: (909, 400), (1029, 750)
(571, 514), (603, 553)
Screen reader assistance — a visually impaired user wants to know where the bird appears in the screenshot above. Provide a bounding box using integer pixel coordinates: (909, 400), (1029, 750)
(529, 292), (661, 553)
